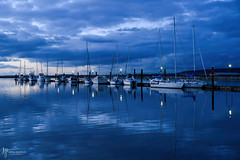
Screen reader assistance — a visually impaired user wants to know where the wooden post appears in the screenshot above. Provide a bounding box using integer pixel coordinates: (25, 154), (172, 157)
(134, 69), (136, 78)
(212, 90), (214, 111)
(96, 72), (97, 76)
(164, 69), (166, 80)
(89, 72), (91, 79)
(141, 69), (143, 86)
(211, 66), (214, 88)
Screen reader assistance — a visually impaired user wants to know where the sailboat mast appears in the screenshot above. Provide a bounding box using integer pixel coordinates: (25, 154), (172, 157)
(41, 62), (43, 73)
(36, 60), (38, 75)
(86, 42), (91, 77)
(116, 42), (119, 75)
(158, 28), (162, 73)
(86, 42), (89, 76)
(62, 58), (63, 74)
(56, 60), (59, 74)
(192, 25), (196, 77)
(19, 60), (22, 74)
(24, 61), (26, 75)
(125, 46), (130, 75)
(47, 58), (49, 76)
(173, 17), (177, 80)
(111, 54), (114, 75)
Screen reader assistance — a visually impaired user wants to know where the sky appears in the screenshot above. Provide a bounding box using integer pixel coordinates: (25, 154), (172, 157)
(0, 0), (239, 75)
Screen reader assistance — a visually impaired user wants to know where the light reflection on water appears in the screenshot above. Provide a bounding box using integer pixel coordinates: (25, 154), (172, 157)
(0, 79), (239, 160)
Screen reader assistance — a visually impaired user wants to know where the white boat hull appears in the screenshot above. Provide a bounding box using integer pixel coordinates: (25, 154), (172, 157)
(45, 77), (51, 82)
(92, 76), (108, 84)
(184, 81), (207, 88)
(150, 80), (184, 89)
(29, 78), (37, 81)
(38, 77), (45, 82)
(85, 80), (93, 84)
(110, 79), (122, 85)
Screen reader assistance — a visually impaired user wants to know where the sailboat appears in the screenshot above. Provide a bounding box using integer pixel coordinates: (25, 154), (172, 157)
(150, 17), (184, 89)
(29, 60), (38, 81)
(84, 42), (93, 84)
(70, 72), (78, 83)
(54, 60), (61, 83)
(110, 42), (123, 85)
(38, 62), (46, 82)
(29, 72), (37, 81)
(183, 25), (207, 88)
(45, 57), (51, 82)
(123, 47), (137, 86)
(23, 61), (29, 81)
(17, 60), (24, 81)
(59, 59), (68, 83)
(92, 75), (108, 84)
(70, 57), (79, 84)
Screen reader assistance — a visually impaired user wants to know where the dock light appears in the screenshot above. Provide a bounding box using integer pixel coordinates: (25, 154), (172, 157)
(160, 67), (163, 70)
(92, 70), (94, 73)
(120, 94), (123, 101)
(229, 109), (232, 119)
(228, 64), (232, 68)
(72, 70), (74, 73)
(161, 101), (163, 107)
(120, 68), (123, 73)
(92, 92), (94, 98)
(72, 89), (75, 96)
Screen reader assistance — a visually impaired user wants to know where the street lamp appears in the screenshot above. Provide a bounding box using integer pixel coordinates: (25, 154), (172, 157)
(228, 64), (232, 68)
(120, 68), (122, 74)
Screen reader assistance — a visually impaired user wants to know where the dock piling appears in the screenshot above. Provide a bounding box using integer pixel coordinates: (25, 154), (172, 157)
(212, 66), (214, 88)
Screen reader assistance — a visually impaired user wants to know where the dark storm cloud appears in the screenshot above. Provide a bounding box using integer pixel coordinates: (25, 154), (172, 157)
(0, 0), (239, 74)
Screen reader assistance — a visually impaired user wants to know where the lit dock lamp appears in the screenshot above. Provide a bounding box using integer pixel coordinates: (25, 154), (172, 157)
(120, 68), (123, 75)
(229, 108), (232, 119)
(161, 100), (163, 107)
(160, 66), (163, 73)
(228, 64), (232, 80)
(92, 70), (94, 74)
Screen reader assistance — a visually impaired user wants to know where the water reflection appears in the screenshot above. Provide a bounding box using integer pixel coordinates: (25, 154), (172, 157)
(0, 79), (239, 159)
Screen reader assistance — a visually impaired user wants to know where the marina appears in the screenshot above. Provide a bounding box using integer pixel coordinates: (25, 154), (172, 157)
(0, 0), (239, 159)
(0, 78), (239, 159)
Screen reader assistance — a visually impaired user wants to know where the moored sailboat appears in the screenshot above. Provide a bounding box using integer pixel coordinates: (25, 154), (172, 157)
(84, 42), (93, 84)
(110, 42), (123, 85)
(183, 25), (207, 88)
(150, 17), (184, 89)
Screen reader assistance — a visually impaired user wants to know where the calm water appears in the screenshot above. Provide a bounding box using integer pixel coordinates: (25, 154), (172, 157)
(0, 79), (239, 160)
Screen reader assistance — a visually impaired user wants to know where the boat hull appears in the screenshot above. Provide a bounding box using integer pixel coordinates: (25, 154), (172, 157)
(110, 80), (122, 85)
(184, 81), (207, 88)
(150, 81), (184, 89)
(123, 80), (137, 86)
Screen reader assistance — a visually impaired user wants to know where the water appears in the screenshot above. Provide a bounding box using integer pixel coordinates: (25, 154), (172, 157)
(0, 79), (239, 160)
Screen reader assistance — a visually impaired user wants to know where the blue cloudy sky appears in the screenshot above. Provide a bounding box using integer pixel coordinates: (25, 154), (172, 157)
(0, 0), (239, 75)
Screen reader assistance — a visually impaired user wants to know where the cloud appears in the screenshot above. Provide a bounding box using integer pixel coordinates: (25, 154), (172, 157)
(78, 17), (172, 37)
(0, 0), (239, 74)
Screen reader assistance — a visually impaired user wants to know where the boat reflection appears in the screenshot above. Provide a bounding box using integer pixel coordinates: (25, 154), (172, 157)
(0, 79), (240, 159)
